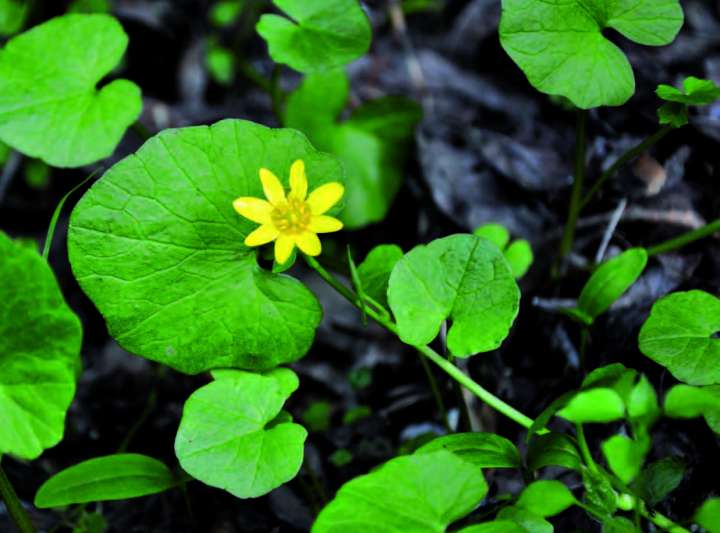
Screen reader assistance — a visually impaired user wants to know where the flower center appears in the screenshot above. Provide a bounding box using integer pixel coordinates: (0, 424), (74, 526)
(271, 197), (312, 234)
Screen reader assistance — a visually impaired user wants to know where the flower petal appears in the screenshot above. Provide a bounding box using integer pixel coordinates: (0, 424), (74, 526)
(307, 182), (344, 215)
(295, 231), (321, 256)
(275, 234), (295, 264)
(289, 160), (308, 201)
(233, 197), (273, 224)
(259, 168), (286, 206)
(309, 215), (343, 233)
(244, 224), (279, 247)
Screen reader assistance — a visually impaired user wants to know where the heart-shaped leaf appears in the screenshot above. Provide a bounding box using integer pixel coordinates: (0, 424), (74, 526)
(601, 434), (650, 484)
(388, 234), (520, 356)
(499, 0), (684, 108)
(557, 388), (626, 423)
(175, 368), (307, 499)
(68, 120), (340, 374)
(657, 77), (720, 105)
(416, 432), (522, 468)
(639, 290), (720, 386)
(0, 14), (142, 167)
(0, 232), (82, 460)
(35, 454), (175, 508)
(312, 450), (488, 532)
(256, 0), (372, 73)
(664, 384), (720, 433)
(517, 480), (576, 518)
(356, 244), (404, 307)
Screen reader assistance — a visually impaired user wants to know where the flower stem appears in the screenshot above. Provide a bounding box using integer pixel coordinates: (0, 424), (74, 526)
(558, 110), (589, 263)
(646, 217), (720, 257)
(0, 461), (36, 533)
(303, 255), (541, 432)
(580, 124), (673, 210)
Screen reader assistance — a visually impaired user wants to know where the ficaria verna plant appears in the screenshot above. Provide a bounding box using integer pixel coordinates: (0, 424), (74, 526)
(1, 1), (720, 532)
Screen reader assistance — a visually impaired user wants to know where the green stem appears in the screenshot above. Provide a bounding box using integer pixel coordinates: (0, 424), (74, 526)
(237, 60), (273, 93)
(558, 110), (589, 262)
(638, 502), (689, 533)
(303, 256), (540, 431)
(269, 64), (284, 122)
(575, 423), (598, 473)
(580, 125), (673, 210)
(0, 461), (36, 533)
(646, 217), (720, 257)
(417, 352), (451, 433)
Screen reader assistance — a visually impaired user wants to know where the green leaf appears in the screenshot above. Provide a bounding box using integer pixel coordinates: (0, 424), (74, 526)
(67, 0), (111, 13)
(0, 0), (27, 35)
(639, 290), (720, 386)
(601, 434), (649, 484)
(528, 391), (576, 438)
(0, 139), (10, 165)
(312, 450), (488, 532)
(416, 432), (522, 468)
(631, 457), (684, 506)
(602, 516), (639, 533)
(473, 223), (511, 249)
(499, 0), (684, 109)
(582, 468), (618, 518)
(285, 70), (421, 228)
(256, 0), (371, 73)
(387, 234), (520, 356)
(210, 0), (244, 27)
(34, 454), (175, 508)
(0, 231), (82, 460)
(175, 368), (307, 498)
(24, 158), (50, 190)
(517, 480), (576, 518)
(206, 43), (235, 86)
(505, 240), (533, 279)
(495, 506), (553, 533)
(0, 14), (142, 167)
(301, 400), (332, 432)
(356, 244), (403, 307)
(576, 248), (648, 323)
(664, 384), (720, 433)
(657, 77), (720, 105)
(695, 498), (720, 533)
(658, 102), (689, 128)
(557, 388), (626, 424)
(458, 522), (519, 533)
(68, 120), (335, 374)
(526, 432), (582, 471)
(627, 375), (659, 426)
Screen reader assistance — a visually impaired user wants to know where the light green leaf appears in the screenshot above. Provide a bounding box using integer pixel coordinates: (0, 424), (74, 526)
(388, 234), (520, 356)
(526, 432), (582, 471)
(517, 480), (576, 518)
(602, 516), (639, 533)
(627, 375), (659, 424)
(458, 522), (519, 533)
(576, 248), (648, 322)
(695, 497), (720, 533)
(664, 384), (720, 433)
(0, 231), (82, 460)
(631, 457), (684, 506)
(499, 0), (683, 108)
(34, 454), (175, 508)
(210, 0), (244, 27)
(557, 388), (625, 423)
(639, 290), (720, 386)
(0, 0), (27, 35)
(356, 244), (403, 307)
(657, 77), (720, 105)
(285, 69), (421, 228)
(312, 450), (488, 533)
(473, 223), (510, 249)
(505, 240), (533, 279)
(601, 434), (649, 484)
(496, 506), (553, 533)
(175, 368), (307, 498)
(0, 14), (142, 167)
(416, 432), (521, 468)
(206, 43), (235, 86)
(68, 120), (336, 374)
(256, 0), (371, 73)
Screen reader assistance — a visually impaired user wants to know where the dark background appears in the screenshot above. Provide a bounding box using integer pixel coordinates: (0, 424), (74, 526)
(1, 0), (720, 531)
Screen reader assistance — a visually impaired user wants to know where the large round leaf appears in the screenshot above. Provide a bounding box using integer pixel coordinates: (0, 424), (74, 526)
(0, 14), (142, 167)
(0, 232), (82, 460)
(175, 368), (307, 499)
(68, 120), (340, 374)
(639, 290), (720, 386)
(256, 0), (371, 73)
(499, 0), (683, 108)
(387, 234), (520, 356)
(312, 450), (488, 532)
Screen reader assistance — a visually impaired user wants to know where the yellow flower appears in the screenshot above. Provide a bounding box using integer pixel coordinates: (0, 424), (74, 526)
(233, 160), (344, 264)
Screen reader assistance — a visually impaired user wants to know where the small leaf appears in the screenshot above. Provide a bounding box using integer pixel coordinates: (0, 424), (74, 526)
(602, 516), (639, 533)
(505, 239), (533, 279)
(416, 432), (521, 468)
(627, 375), (659, 427)
(601, 434), (649, 484)
(528, 391), (576, 437)
(557, 388), (626, 424)
(0, 231), (82, 460)
(582, 468), (618, 518)
(0, 14), (142, 167)
(209, 0), (244, 27)
(631, 457), (684, 506)
(657, 76), (720, 105)
(356, 244), (403, 307)
(658, 102), (689, 128)
(526, 432), (582, 471)
(206, 43), (235, 86)
(517, 480), (576, 518)
(312, 450), (488, 532)
(664, 384), (720, 433)
(576, 248), (648, 322)
(388, 234), (520, 356)
(35, 454), (175, 508)
(496, 506), (553, 533)
(499, 0), (684, 108)
(694, 497), (720, 533)
(256, 0), (371, 73)
(0, 0), (27, 35)
(175, 368), (307, 499)
(639, 290), (720, 386)
(67, 0), (111, 13)
(474, 223), (511, 249)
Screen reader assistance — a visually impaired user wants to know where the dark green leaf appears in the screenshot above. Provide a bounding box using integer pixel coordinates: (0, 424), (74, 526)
(526, 432), (582, 471)
(631, 457), (684, 506)
(657, 77), (720, 105)
(416, 432), (521, 468)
